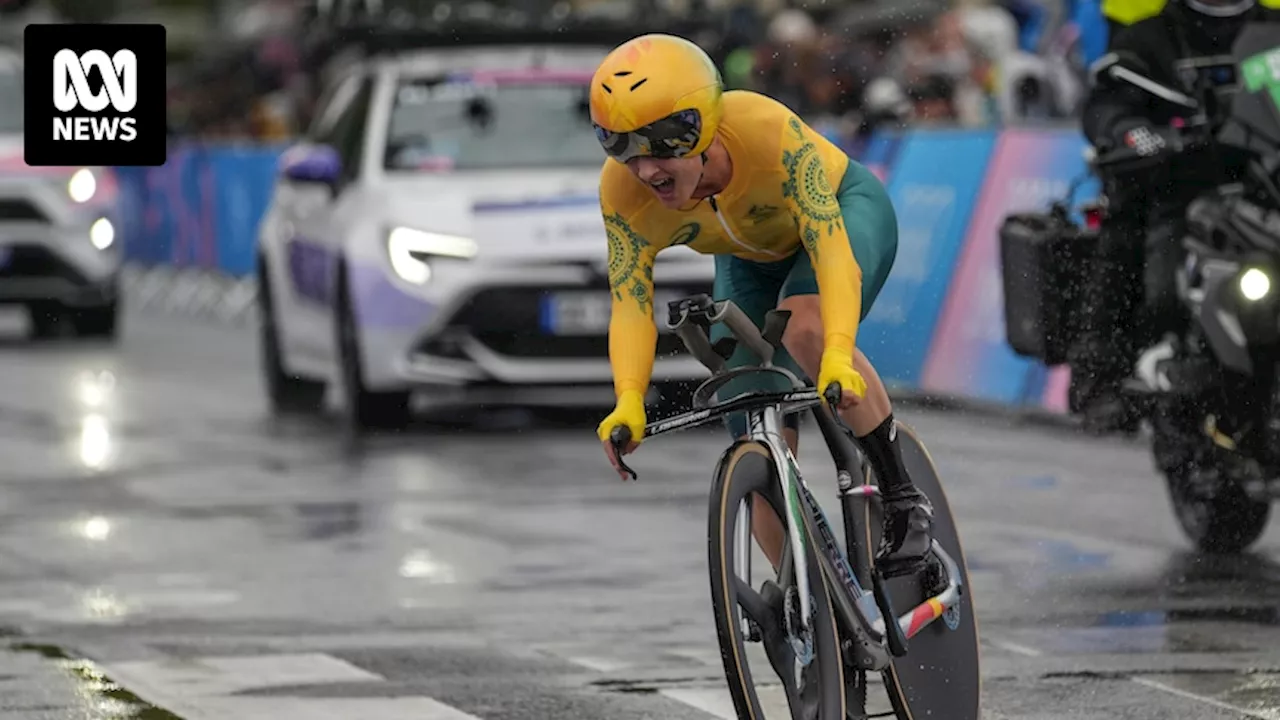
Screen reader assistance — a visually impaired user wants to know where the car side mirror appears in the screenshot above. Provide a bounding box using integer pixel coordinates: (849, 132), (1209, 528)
(280, 144), (342, 190)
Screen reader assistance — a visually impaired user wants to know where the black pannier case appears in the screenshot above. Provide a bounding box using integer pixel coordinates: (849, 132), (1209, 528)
(998, 210), (1099, 367)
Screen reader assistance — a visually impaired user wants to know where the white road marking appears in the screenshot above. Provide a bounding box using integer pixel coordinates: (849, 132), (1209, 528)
(563, 655), (632, 673)
(660, 688), (739, 719)
(98, 653), (485, 720)
(661, 686), (792, 719)
(103, 653), (383, 696)
(159, 697), (486, 720)
(987, 639), (1044, 657)
(1130, 676), (1277, 719)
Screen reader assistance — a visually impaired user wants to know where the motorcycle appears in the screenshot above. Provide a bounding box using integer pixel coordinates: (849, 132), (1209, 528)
(1000, 21), (1280, 553)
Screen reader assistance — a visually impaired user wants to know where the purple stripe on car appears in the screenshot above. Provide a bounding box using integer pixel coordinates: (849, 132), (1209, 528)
(348, 261), (435, 329)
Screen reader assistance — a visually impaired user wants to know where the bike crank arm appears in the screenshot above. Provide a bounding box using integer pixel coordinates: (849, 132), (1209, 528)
(871, 541), (965, 642)
(871, 570), (909, 658)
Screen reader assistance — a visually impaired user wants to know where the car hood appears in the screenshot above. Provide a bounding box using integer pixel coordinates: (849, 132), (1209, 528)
(380, 169), (709, 267)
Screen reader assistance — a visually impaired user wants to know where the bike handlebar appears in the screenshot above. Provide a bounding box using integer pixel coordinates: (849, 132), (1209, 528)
(607, 379), (847, 481)
(609, 425), (638, 481)
(606, 295), (853, 480)
(666, 295), (783, 374)
(708, 300), (777, 367)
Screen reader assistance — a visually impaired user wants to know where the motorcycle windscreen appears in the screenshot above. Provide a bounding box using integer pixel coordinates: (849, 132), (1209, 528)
(1219, 23), (1280, 154)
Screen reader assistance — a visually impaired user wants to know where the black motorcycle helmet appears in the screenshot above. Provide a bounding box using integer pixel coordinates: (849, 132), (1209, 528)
(1180, 0), (1255, 16)
(1171, 0), (1259, 50)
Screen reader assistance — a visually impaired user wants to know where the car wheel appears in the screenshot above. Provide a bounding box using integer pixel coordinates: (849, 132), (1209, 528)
(335, 264), (412, 433)
(27, 301), (68, 340)
(70, 300), (119, 341)
(258, 259), (326, 415)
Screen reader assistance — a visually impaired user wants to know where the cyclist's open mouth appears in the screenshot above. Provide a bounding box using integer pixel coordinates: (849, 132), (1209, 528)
(650, 177), (676, 200)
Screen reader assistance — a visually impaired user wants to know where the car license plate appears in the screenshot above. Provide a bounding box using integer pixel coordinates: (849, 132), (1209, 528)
(540, 290), (685, 335)
(541, 291), (611, 335)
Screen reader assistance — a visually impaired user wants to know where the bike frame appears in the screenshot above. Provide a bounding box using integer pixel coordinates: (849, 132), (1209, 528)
(640, 297), (966, 674)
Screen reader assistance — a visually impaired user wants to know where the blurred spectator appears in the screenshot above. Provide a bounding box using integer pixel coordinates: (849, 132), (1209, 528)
(154, 0), (1095, 145)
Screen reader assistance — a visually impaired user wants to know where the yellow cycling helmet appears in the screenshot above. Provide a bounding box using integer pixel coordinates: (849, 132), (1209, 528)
(589, 34), (724, 164)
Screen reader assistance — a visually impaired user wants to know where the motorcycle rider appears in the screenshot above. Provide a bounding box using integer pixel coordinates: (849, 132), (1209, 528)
(1070, 0), (1280, 443)
(1103, 0), (1280, 42)
(1102, 0), (1171, 41)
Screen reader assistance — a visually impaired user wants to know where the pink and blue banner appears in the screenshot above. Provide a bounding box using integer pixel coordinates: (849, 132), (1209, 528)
(859, 129), (997, 389)
(855, 131), (906, 183)
(920, 128), (1097, 406)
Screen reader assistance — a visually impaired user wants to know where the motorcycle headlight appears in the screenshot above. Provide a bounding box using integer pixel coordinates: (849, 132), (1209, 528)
(1239, 267), (1271, 302)
(387, 226), (477, 285)
(68, 168), (96, 203)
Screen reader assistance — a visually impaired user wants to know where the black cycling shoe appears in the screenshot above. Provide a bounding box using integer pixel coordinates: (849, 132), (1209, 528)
(875, 491), (935, 579)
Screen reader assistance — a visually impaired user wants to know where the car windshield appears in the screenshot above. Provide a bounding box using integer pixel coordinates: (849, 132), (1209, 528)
(384, 74), (606, 171)
(0, 67), (22, 134)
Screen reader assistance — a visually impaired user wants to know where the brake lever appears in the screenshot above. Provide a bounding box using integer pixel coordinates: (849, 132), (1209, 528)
(609, 426), (638, 481)
(823, 381), (857, 439)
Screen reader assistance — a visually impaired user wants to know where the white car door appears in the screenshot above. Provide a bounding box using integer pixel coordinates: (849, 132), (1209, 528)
(274, 75), (374, 376)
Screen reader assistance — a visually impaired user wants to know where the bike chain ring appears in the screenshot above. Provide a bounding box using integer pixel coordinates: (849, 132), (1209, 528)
(783, 586), (815, 666)
(922, 556), (961, 631)
(943, 600), (961, 631)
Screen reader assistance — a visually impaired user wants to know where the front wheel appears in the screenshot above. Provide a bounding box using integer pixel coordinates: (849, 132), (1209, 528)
(1166, 472), (1271, 554)
(335, 265), (412, 433)
(70, 301), (118, 340)
(257, 262), (326, 415)
(708, 440), (847, 720)
(1151, 408), (1272, 554)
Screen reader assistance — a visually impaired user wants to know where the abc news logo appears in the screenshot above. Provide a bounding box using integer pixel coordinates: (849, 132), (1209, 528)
(24, 24), (166, 167)
(53, 49), (139, 142)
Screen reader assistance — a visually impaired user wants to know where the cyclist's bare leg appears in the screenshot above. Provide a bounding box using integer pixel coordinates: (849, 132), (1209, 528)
(747, 349), (890, 571)
(749, 294), (934, 576)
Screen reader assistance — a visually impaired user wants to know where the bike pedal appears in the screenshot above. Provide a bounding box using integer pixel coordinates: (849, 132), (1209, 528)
(874, 556), (930, 581)
(921, 556), (949, 597)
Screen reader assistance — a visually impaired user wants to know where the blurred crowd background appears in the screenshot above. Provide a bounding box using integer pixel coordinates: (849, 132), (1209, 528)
(0, 0), (1108, 145)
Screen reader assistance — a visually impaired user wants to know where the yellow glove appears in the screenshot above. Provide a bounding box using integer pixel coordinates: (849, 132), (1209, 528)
(597, 389), (647, 443)
(817, 347), (867, 404)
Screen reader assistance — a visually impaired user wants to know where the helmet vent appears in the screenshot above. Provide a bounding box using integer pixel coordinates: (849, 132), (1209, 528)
(602, 83), (613, 93)
(614, 71), (633, 77)
(629, 78), (648, 91)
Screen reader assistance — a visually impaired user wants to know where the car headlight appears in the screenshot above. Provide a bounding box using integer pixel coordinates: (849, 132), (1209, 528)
(1240, 267), (1271, 302)
(90, 218), (114, 250)
(68, 168), (96, 203)
(387, 226), (477, 285)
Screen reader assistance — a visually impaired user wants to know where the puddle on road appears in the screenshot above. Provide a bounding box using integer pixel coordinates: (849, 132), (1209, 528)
(11, 642), (185, 719)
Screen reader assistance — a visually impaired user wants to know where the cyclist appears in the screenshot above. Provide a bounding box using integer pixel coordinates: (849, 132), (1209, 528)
(590, 33), (935, 578)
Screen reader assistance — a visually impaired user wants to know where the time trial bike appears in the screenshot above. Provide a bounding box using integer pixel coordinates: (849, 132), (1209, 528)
(608, 293), (981, 719)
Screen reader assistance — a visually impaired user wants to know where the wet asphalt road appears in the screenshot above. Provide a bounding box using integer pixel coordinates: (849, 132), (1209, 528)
(0, 307), (1279, 719)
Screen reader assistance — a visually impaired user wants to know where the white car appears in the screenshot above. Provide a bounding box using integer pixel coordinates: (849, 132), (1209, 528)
(0, 49), (122, 339)
(255, 41), (714, 430)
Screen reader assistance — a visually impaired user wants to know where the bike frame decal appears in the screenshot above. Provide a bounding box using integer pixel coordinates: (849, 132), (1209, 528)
(797, 480), (872, 615)
(783, 453), (808, 554)
(759, 425), (814, 628)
